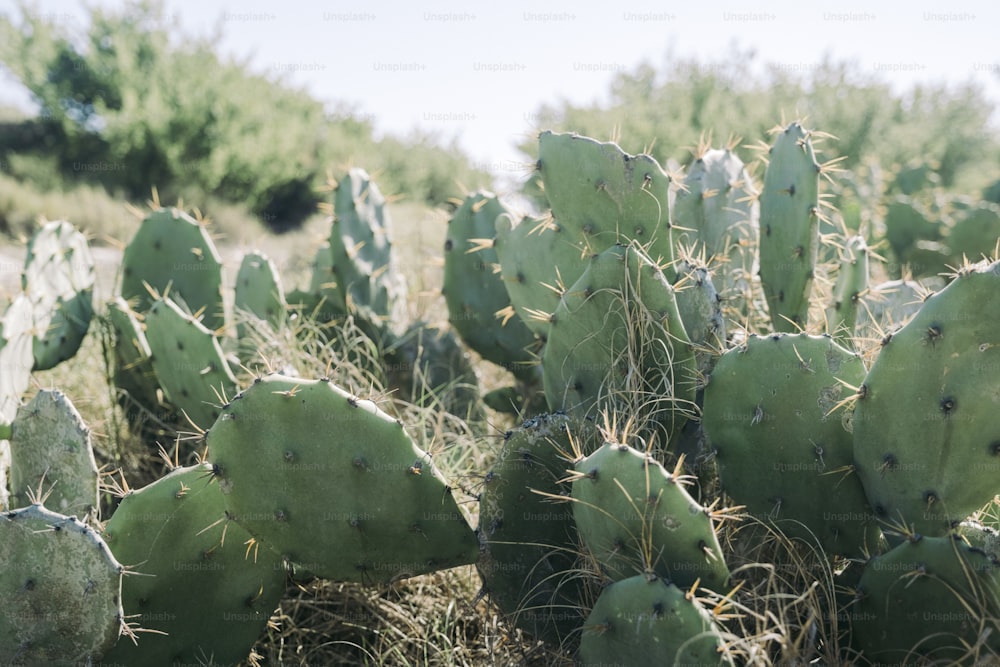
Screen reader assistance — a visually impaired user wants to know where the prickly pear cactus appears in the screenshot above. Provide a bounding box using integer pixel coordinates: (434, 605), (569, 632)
(570, 442), (730, 591)
(21, 220), (95, 370)
(477, 413), (602, 647)
(671, 259), (726, 374)
(323, 168), (407, 338)
(542, 243), (697, 451)
(1, 295), (35, 506)
(143, 296), (238, 429)
(579, 574), (733, 667)
(883, 197), (941, 278)
(104, 297), (165, 423)
(702, 333), (878, 555)
(852, 534), (1000, 664)
(758, 122), (822, 332)
(120, 207), (226, 332)
(673, 146), (760, 315)
(537, 130), (676, 278)
(853, 259), (1000, 536)
(234, 250), (287, 343)
(0, 504), (124, 665)
(8, 390), (99, 522)
(207, 374), (479, 583)
(826, 235), (869, 341)
(855, 279), (925, 336)
(494, 213), (588, 338)
(443, 192), (538, 380)
(101, 464), (286, 666)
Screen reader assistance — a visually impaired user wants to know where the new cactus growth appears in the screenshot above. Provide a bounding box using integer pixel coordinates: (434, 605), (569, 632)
(207, 374), (479, 584)
(853, 259), (1000, 536)
(21, 220), (95, 370)
(443, 192), (538, 379)
(758, 122), (823, 331)
(852, 533), (1000, 663)
(579, 574), (733, 667)
(143, 296), (238, 429)
(569, 442), (730, 591)
(101, 463), (286, 666)
(702, 333), (878, 555)
(0, 504), (124, 665)
(542, 243), (697, 451)
(120, 207), (226, 332)
(477, 413), (601, 647)
(7, 390), (99, 522)
(537, 130), (677, 278)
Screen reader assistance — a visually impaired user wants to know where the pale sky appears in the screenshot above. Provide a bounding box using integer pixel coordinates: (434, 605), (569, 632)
(1, 0), (998, 189)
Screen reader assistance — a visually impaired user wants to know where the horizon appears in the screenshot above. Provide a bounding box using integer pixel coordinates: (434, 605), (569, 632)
(1, 0), (998, 191)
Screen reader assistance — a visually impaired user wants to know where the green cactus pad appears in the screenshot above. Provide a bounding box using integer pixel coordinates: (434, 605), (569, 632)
(8, 390), (99, 521)
(852, 534), (1000, 664)
(494, 213), (588, 338)
(101, 464), (286, 666)
(702, 333), (877, 555)
(0, 504), (124, 665)
(542, 243), (697, 451)
(144, 296), (238, 429)
(672, 260), (726, 374)
(324, 168), (406, 338)
(571, 442), (730, 591)
(579, 574), (733, 667)
(207, 374), (479, 584)
(673, 147), (760, 314)
(537, 131), (676, 278)
(477, 413), (602, 647)
(826, 235), (869, 341)
(443, 192), (538, 379)
(105, 297), (166, 423)
(884, 197), (941, 277)
(21, 220), (95, 370)
(853, 259), (1000, 536)
(758, 122), (822, 332)
(121, 207), (225, 332)
(234, 250), (287, 343)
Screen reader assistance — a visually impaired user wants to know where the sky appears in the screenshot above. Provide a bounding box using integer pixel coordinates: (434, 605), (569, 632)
(1, 0), (998, 189)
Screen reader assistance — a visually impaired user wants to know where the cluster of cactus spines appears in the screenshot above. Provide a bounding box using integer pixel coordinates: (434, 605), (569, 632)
(20, 220), (95, 370)
(101, 463), (286, 666)
(104, 296), (164, 422)
(542, 243), (697, 451)
(852, 533), (1000, 663)
(855, 278), (925, 335)
(673, 144), (760, 316)
(579, 573), (733, 667)
(476, 413), (602, 647)
(143, 296), (238, 429)
(702, 333), (878, 556)
(320, 167), (407, 339)
(120, 207), (226, 332)
(207, 374), (479, 584)
(233, 250), (287, 344)
(536, 130), (677, 278)
(853, 259), (1000, 537)
(826, 235), (869, 341)
(570, 442), (730, 591)
(0, 504), (124, 665)
(7, 390), (99, 522)
(758, 122), (823, 332)
(443, 192), (538, 380)
(494, 213), (587, 338)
